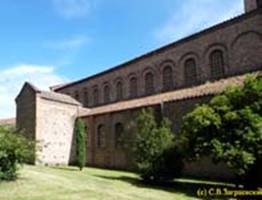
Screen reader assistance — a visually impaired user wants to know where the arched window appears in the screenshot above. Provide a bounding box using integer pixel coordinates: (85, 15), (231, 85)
(82, 88), (88, 107)
(115, 123), (124, 148)
(93, 88), (99, 106)
(210, 50), (225, 79)
(74, 90), (79, 101)
(116, 81), (123, 101)
(184, 58), (197, 86)
(129, 77), (138, 98)
(103, 85), (110, 103)
(145, 72), (154, 95)
(97, 124), (106, 148)
(163, 66), (173, 91)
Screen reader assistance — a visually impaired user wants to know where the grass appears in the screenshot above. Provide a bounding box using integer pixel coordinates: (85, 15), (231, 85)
(0, 165), (236, 200)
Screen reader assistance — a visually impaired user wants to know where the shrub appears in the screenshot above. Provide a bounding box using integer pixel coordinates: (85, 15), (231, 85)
(0, 126), (34, 181)
(75, 119), (86, 171)
(133, 108), (183, 182)
(179, 75), (262, 187)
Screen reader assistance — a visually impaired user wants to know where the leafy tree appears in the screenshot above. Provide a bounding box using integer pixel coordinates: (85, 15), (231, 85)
(133, 108), (183, 182)
(75, 119), (86, 171)
(180, 75), (262, 187)
(0, 126), (34, 180)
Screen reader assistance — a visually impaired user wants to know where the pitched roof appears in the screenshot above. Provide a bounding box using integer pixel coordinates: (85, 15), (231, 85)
(0, 118), (16, 126)
(79, 72), (260, 117)
(39, 91), (81, 106)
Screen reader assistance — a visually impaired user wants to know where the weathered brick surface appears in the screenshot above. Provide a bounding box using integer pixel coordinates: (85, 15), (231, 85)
(55, 9), (262, 109)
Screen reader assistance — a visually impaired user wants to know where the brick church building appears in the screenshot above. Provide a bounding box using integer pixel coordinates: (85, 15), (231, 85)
(16, 0), (262, 179)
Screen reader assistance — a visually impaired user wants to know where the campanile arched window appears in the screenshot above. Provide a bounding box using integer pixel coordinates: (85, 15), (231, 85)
(115, 123), (124, 148)
(210, 50), (225, 79)
(163, 66), (173, 91)
(97, 124), (106, 148)
(83, 88), (88, 107)
(116, 81), (123, 101)
(103, 85), (110, 103)
(184, 58), (197, 86)
(129, 77), (138, 98)
(145, 72), (154, 95)
(93, 88), (99, 106)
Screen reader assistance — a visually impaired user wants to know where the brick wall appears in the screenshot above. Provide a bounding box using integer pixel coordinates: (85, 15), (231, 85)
(55, 10), (262, 109)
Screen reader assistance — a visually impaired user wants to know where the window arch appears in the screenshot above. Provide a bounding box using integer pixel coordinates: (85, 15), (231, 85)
(184, 58), (197, 86)
(103, 85), (110, 103)
(129, 77), (138, 98)
(145, 72), (154, 95)
(210, 50), (225, 79)
(83, 88), (88, 107)
(162, 66), (173, 91)
(116, 81), (123, 101)
(93, 88), (99, 106)
(97, 124), (106, 148)
(115, 123), (124, 148)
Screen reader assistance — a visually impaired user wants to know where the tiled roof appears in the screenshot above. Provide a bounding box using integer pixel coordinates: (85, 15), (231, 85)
(0, 118), (16, 126)
(79, 73), (260, 117)
(39, 91), (82, 106)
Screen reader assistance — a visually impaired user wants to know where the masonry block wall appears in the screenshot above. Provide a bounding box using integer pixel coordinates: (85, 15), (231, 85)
(54, 10), (262, 109)
(35, 97), (80, 165)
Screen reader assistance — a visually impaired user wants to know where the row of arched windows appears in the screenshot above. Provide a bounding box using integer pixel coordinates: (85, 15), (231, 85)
(72, 49), (225, 106)
(97, 123), (124, 149)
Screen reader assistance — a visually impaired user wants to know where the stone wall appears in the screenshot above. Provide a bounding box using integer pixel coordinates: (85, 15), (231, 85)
(16, 84), (36, 140)
(35, 96), (80, 165)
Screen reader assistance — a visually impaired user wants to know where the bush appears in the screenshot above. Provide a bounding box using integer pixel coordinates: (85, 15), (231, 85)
(179, 75), (262, 187)
(0, 126), (34, 181)
(75, 119), (86, 171)
(133, 108), (183, 182)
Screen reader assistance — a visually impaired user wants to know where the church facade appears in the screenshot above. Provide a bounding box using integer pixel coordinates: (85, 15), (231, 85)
(16, 0), (262, 180)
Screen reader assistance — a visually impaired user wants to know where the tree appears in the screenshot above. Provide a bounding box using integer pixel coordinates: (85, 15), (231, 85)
(75, 119), (86, 171)
(180, 75), (262, 187)
(0, 126), (34, 180)
(133, 108), (183, 182)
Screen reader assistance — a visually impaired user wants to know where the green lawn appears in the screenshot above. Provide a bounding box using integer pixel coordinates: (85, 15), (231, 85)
(0, 165), (235, 200)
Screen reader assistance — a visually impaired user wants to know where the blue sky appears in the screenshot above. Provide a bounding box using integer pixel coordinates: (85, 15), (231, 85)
(0, 0), (244, 118)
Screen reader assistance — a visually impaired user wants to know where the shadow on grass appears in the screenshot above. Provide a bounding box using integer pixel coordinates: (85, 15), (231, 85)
(50, 166), (80, 172)
(95, 175), (236, 199)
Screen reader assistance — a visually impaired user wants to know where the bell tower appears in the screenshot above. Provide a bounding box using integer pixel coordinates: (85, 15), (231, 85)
(244, 0), (262, 12)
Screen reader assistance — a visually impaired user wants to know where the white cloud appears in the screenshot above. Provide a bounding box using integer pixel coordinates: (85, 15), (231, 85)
(155, 0), (244, 45)
(52, 0), (91, 19)
(0, 64), (68, 118)
(45, 35), (90, 50)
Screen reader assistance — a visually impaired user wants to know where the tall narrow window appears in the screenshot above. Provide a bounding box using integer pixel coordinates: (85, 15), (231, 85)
(93, 88), (99, 106)
(83, 88), (88, 107)
(163, 66), (173, 91)
(74, 90), (80, 101)
(103, 85), (110, 103)
(129, 77), (138, 98)
(115, 123), (124, 148)
(210, 50), (225, 79)
(116, 81), (123, 101)
(184, 58), (197, 86)
(97, 124), (106, 148)
(145, 72), (154, 95)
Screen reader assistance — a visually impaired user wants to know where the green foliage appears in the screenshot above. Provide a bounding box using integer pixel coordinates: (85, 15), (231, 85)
(0, 126), (34, 181)
(133, 108), (183, 182)
(180, 75), (262, 186)
(75, 119), (86, 171)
